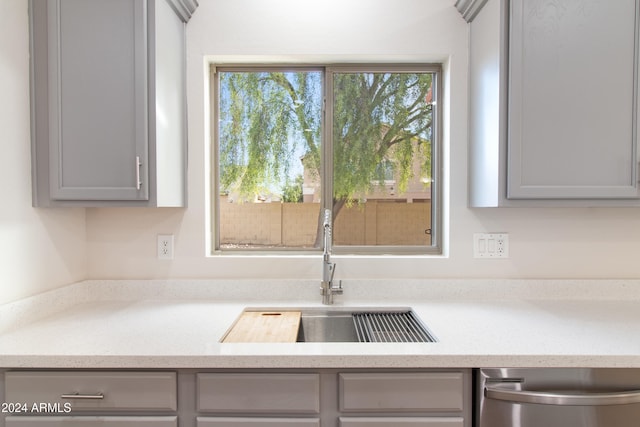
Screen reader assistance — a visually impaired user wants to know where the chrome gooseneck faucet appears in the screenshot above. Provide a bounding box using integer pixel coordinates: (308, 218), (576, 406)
(320, 208), (342, 304)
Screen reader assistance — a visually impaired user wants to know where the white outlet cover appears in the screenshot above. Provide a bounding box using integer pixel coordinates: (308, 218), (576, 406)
(157, 234), (174, 260)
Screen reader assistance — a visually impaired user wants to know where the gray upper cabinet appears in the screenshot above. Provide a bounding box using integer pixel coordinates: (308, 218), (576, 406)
(508, 0), (638, 199)
(467, 0), (640, 206)
(29, 0), (197, 207)
(47, 0), (148, 203)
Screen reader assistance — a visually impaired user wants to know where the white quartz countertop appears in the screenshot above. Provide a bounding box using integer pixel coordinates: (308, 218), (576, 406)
(1, 279), (639, 369)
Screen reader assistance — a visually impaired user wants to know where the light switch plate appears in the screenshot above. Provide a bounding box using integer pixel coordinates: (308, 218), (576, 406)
(474, 233), (509, 258)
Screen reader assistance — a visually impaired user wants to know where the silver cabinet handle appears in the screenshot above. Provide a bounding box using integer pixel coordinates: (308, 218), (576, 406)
(135, 156), (142, 190)
(60, 393), (104, 400)
(485, 386), (640, 406)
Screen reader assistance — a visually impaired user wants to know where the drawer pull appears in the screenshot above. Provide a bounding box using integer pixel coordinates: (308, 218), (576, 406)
(60, 393), (105, 400)
(135, 156), (142, 190)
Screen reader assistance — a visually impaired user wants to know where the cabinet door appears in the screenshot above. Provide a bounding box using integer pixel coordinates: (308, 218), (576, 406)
(339, 418), (464, 427)
(47, 0), (149, 201)
(197, 418), (320, 427)
(339, 372), (464, 412)
(508, 0), (639, 199)
(5, 371), (177, 411)
(197, 373), (320, 414)
(5, 416), (177, 426)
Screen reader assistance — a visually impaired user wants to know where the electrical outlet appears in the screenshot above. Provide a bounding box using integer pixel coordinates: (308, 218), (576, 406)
(474, 233), (509, 258)
(157, 234), (174, 260)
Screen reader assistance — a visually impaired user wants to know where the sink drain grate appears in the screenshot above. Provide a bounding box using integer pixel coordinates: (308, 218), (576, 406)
(352, 311), (436, 343)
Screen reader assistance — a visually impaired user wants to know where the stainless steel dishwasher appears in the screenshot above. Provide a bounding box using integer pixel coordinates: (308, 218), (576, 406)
(477, 368), (640, 427)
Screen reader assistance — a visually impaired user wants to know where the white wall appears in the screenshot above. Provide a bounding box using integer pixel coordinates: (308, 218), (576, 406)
(80, 0), (640, 281)
(0, 0), (86, 305)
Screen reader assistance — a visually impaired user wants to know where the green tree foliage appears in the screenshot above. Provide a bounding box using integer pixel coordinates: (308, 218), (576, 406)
(218, 69), (433, 243)
(281, 174), (304, 203)
(332, 72), (432, 206)
(219, 71), (322, 199)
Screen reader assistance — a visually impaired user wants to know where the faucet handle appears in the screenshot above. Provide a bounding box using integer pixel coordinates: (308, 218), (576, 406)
(329, 263), (336, 282)
(334, 280), (343, 295)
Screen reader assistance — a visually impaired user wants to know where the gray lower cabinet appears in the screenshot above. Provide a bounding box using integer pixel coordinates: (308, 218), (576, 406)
(467, 0), (640, 206)
(2, 369), (470, 427)
(29, 0), (196, 207)
(196, 373), (321, 427)
(197, 373), (320, 414)
(338, 372), (468, 427)
(5, 416), (178, 426)
(196, 370), (470, 427)
(4, 371), (177, 411)
(339, 418), (464, 427)
(196, 419), (320, 427)
(2, 371), (177, 426)
(338, 372), (464, 412)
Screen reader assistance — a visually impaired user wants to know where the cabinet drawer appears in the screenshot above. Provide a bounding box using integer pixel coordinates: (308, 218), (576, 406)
(5, 416), (177, 427)
(339, 372), (463, 412)
(339, 417), (464, 427)
(197, 417), (320, 427)
(4, 371), (177, 411)
(197, 373), (320, 414)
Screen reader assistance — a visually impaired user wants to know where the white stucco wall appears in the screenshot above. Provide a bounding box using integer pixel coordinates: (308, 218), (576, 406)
(0, 0), (86, 304)
(4, 0), (640, 295)
(85, 0), (640, 280)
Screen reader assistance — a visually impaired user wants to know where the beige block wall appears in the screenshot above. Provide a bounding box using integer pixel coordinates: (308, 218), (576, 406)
(282, 203), (319, 247)
(220, 201), (431, 247)
(375, 202), (432, 245)
(220, 203), (283, 246)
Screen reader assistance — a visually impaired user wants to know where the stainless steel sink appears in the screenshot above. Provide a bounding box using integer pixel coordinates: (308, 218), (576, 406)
(243, 307), (436, 343)
(296, 310), (359, 342)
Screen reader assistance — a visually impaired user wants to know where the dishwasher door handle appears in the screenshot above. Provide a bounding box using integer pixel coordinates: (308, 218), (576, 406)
(485, 386), (640, 406)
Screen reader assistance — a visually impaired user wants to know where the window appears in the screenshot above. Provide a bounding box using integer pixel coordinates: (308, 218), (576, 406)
(212, 65), (441, 254)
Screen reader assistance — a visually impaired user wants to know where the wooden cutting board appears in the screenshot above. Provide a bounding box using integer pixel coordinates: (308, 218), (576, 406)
(222, 311), (301, 343)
